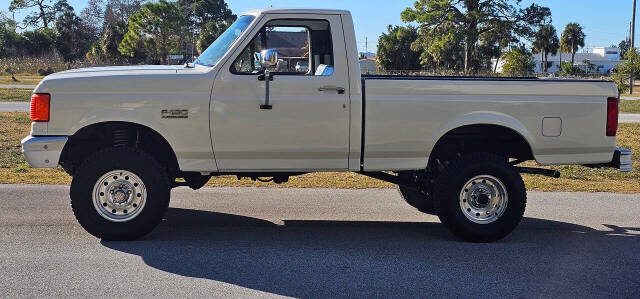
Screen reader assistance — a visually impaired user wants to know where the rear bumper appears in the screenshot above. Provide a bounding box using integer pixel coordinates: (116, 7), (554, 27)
(612, 147), (633, 172)
(21, 136), (68, 168)
(584, 147), (632, 172)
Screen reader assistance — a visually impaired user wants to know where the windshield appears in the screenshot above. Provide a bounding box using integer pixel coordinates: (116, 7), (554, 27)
(195, 15), (255, 67)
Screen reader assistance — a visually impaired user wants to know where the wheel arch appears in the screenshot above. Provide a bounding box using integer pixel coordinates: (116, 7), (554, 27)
(428, 112), (536, 165)
(59, 121), (180, 177)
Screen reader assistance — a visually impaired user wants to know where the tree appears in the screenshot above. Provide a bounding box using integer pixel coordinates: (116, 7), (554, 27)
(412, 21), (465, 71)
(532, 24), (559, 72)
(108, 0), (146, 23)
(401, 0), (551, 74)
(21, 28), (56, 56)
(102, 20), (128, 60)
(81, 0), (146, 62)
(9, 0), (55, 29)
(119, 0), (185, 64)
(178, 0), (234, 27)
(196, 19), (233, 53)
(81, 0), (146, 31)
(80, 0), (106, 30)
(612, 49), (640, 92)
(479, 21), (516, 73)
(87, 20), (143, 63)
(54, 0), (96, 61)
(558, 61), (579, 75)
(501, 46), (535, 76)
(581, 59), (596, 73)
(0, 12), (23, 57)
(178, 0), (236, 56)
(376, 25), (421, 71)
(560, 22), (585, 65)
(52, 0), (73, 16)
(619, 38), (631, 59)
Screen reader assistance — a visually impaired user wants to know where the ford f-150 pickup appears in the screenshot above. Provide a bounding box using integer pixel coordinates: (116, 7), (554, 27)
(22, 8), (632, 242)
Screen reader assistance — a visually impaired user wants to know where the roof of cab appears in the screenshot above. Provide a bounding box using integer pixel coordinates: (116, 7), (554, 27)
(243, 8), (351, 16)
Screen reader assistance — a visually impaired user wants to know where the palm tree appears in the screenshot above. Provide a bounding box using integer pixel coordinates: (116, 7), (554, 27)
(560, 23), (586, 65)
(532, 24), (559, 72)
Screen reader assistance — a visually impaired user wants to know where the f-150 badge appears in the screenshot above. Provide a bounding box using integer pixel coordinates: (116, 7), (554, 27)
(161, 109), (189, 119)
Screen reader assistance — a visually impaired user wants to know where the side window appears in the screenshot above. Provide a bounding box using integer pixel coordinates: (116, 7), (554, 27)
(231, 19), (334, 76)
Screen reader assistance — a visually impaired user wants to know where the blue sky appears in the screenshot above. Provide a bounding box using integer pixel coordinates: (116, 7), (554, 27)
(4, 0), (637, 53)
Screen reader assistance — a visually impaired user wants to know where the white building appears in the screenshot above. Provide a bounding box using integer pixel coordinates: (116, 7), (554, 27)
(359, 59), (377, 75)
(494, 46), (625, 74)
(534, 47), (624, 74)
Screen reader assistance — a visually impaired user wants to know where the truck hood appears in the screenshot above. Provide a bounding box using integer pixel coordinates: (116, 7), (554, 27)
(55, 65), (188, 75)
(34, 64), (213, 95)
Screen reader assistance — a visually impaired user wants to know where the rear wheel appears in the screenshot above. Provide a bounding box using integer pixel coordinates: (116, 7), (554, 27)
(434, 153), (526, 242)
(70, 147), (170, 240)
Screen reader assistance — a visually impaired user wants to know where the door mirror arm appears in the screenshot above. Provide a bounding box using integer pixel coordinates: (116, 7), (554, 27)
(259, 70), (273, 110)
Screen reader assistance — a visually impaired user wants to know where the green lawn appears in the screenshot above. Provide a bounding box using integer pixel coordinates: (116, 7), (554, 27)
(620, 100), (640, 114)
(0, 88), (32, 102)
(0, 75), (43, 85)
(1, 112), (639, 193)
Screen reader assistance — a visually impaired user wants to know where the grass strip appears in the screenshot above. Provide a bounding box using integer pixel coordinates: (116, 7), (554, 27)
(0, 88), (32, 102)
(1, 112), (638, 192)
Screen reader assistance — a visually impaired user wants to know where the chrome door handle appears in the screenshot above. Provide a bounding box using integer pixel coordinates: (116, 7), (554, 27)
(318, 86), (346, 94)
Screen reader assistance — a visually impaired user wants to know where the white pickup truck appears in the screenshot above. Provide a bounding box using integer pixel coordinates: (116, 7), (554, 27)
(22, 8), (631, 242)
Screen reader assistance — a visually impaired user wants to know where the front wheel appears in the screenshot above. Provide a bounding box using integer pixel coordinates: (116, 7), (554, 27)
(434, 153), (526, 242)
(70, 148), (171, 240)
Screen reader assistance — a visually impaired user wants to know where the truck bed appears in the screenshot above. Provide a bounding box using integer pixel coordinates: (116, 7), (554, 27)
(360, 76), (619, 171)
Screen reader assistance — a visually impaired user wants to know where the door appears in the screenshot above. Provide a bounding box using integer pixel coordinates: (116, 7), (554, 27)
(210, 14), (351, 171)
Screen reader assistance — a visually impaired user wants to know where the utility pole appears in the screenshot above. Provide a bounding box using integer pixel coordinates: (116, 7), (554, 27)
(365, 37), (368, 57)
(631, 0), (636, 94)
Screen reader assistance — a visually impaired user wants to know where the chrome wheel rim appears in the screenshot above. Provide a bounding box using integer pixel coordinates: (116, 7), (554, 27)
(459, 175), (508, 224)
(92, 170), (147, 222)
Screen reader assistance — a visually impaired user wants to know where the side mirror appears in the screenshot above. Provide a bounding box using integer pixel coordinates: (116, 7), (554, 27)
(260, 49), (278, 70)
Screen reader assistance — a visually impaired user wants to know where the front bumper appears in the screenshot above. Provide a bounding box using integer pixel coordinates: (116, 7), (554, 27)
(611, 147), (633, 172)
(21, 136), (68, 168)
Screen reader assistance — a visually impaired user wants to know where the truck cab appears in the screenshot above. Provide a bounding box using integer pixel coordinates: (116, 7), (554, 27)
(206, 10), (361, 171)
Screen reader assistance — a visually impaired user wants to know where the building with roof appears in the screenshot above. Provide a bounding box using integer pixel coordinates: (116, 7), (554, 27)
(359, 59), (377, 74)
(534, 47), (624, 74)
(493, 46), (625, 74)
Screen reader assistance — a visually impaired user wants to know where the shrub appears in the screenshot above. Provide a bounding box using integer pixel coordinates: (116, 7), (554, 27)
(559, 61), (581, 75)
(502, 47), (535, 76)
(37, 67), (54, 76)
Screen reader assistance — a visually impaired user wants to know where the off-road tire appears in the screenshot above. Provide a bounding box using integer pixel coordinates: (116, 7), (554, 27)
(70, 147), (170, 240)
(434, 153), (526, 242)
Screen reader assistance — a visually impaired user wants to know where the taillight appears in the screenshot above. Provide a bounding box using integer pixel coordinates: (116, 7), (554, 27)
(30, 93), (50, 122)
(606, 97), (619, 137)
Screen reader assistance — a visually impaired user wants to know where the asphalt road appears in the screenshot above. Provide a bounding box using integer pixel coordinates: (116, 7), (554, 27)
(1, 185), (639, 298)
(0, 102), (29, 112)
(620, 113), (640, 123)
